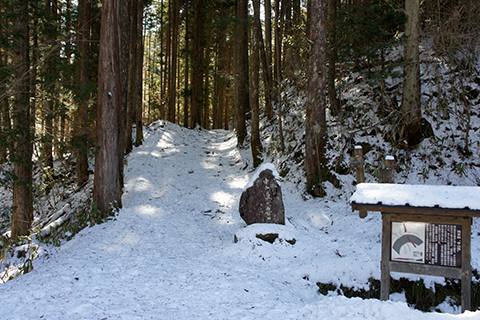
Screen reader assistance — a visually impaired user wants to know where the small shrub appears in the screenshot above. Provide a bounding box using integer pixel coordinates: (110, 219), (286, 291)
(316, 273), (480, 312)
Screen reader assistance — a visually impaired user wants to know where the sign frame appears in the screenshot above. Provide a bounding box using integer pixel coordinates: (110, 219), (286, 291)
(382, 213), (471, 312)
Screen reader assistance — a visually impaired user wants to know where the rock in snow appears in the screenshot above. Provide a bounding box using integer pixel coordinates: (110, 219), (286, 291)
(239, 165), (285, 225)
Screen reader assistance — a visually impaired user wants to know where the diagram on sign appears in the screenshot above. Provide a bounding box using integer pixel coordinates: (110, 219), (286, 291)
(391, 221), (426, 263)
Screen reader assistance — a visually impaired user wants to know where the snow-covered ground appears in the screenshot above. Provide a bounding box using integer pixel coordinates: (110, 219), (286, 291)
(1, 120), (479, 319)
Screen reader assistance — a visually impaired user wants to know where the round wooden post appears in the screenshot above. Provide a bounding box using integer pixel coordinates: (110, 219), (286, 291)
(385, 156), (394, 171)
(380, 213), (392, 301)
(354, 146), (367, 218)
(354, 146), (364, 183)
(461, 217), (472, 312)
(379, 155), (395, 183)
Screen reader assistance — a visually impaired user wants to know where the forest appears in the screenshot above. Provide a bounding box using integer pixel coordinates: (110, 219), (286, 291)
(1, 0), (480, 250)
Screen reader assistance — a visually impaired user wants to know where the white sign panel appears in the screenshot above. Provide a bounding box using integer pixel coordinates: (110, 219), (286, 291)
(391, 221), (426, 264)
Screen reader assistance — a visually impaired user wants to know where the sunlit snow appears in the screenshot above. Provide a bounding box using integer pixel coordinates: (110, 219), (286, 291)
(0, 121), (478, 319)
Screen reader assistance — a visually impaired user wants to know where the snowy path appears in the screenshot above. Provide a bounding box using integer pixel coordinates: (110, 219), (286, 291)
(0, 121), (478, 319)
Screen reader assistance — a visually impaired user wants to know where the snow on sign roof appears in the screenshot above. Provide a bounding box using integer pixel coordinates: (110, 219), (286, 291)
(350, 183), (480, 211)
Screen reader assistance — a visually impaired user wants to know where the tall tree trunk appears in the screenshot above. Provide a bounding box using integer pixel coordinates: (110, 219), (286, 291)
(274, 0), (285, 150)
(119, 0), (130, 191)
(57, 107), (66, 159)
(252, 0), (273, 121)
(77, 0), (92, 186)
(264, 0), (274, 120)
(94, 0), (123, 216)
(265, 0), (272, 70)
(160, 0), (167, 119)
(164, 0), (171, 120)
(125, 0), (137, 154)
(203, 11), (213, 129)
(401, 0), (422, 145)
(191, 0), (204, 128)
(0, 99), (7, 161)
(167, 0), (178, 123)
(214, 27), (224, 130)
(215, 9), (231, 130)
(224, 41), (232, 130)
(145, 32), (153, 123)
(251, 0), (263, 167)
(327, 0), (339, 116)
(234, 0), (249, 145)
(213, 56), (218, 129)
(283, 0), (291, 39)
(0, 50), (10, 161)
(274, 0), (283, 87)
(175, 54), (181, 121)
(134, 0), (144, 146)
(212, 48), (219, 129)
(57, 0), (73, 161)
(282, 0), (294, 78)
(42, 0), (57, 172)
(183, 1), (190, 128)
(305, 0), (328, 197)
(31, 14), (38, 154)
(11, 0), (33, 241)
(0, 110), (10, 162)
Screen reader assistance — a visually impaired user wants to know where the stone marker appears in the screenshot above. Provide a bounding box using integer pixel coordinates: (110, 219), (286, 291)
(239, 169), (285, 225)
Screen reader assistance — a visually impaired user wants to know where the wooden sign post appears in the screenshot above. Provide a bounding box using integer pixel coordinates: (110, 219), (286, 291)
(352, 146), (367, 218)
(351, 183), (480, 312)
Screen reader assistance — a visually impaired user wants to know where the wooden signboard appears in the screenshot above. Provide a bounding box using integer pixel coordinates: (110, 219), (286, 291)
(380, 213), (471, 312)
(391, 221), (462, 268)
(351, 183), (480, 313)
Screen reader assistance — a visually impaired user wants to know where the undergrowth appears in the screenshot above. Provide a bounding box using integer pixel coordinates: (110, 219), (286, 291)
(0, 235), (39, 283)
(316, 271), (480, 312)
(0, 199), (115, 283)
(36, 200), (114, 246)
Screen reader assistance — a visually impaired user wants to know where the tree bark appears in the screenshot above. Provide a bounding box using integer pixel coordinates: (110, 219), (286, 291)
(11, 0), (33, 241)
(167, 0), (178, 123)
(214, 7), (230, 130)
(224, 41), (232, 130)
(0, 105), (10, 162)
(190, 0), (204, 128)
(264, 0), (274, 120)
(0, 99), (7, 161)
(94, 0), (123, 216)
(0, 49), (10, 161)
(274, 0), (283, 87)
(251, 0), (263, 167)
(282, 0), (294, 78)
(203, 10), (214, 129)
(77, 0), (92, 186)
(42, 0), (57, 172)
(125, 0), (137, 154)
(305, 0), (328, 197)
(255, 2), (273, 121)
(42, 0), (56, 168)
(160, 0), (166, 119)
(401, 0), (422, 146)
(327, 0), (339, 116)
(144, 31), (151, 123)
(57, 0), (73, 161)
(118, 0), (130, 191)
(234, 0), (249, 145)
(183, 1), (190, 128)
(274, 0), (285, 150)
(265, 0), (272, 69)
(134, 0), (144, 146)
